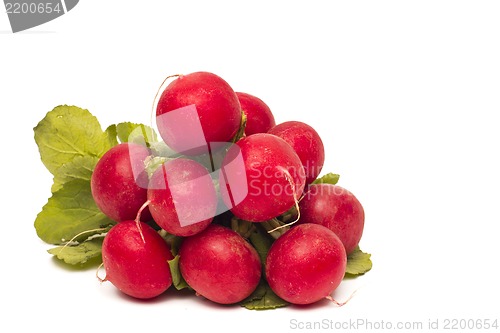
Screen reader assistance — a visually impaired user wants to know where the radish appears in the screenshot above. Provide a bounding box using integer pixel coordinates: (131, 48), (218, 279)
(268, 121), (325, 185)
(147, 158), (217, 236)
(179, 224), (261, 304)
(156, 72), (241, 155)
(91, 143), (151, 222)
(101, 220), (173, 299)
(219, 133), (306, 222)
(298, 184), (365, 255)
(236, 92), (275, 135)
(265, 223), (347, 305)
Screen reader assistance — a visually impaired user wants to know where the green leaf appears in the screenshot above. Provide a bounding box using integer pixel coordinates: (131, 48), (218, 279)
(51, 155), (99, 192)
(167, 255), (190, 290)
(248, 224), (275, 267)
(34, 105), (115, 177)
(34, 179), (115, 245)
(104, 124), (119, 147)
(48, 237), (105, 265)
(158, 230), (183, 256)
(240, 280), (288, 310)
(312, 172), (340, 185)
(115, 122), (157, 146)
(149, 141), (178, 158)
(144, 155), (167, 178)
(345, 246), (372, 277)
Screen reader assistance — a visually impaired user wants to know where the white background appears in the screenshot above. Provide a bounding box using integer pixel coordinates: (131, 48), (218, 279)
(1, 1), (499, 332)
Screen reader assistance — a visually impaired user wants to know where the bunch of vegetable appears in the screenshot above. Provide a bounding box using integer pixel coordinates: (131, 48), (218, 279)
(34, 71), (372, 310)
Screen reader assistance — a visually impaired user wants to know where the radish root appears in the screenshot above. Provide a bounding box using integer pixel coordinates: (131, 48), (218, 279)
(326, 289), (358, 307)
(58, 227), (109, 252)
(151, 73), (183, 131)
(265, 168), (301, 236)
(261, 218), (288, 239)
(95, 262), (107, 283)
(135, 199), (151, 243)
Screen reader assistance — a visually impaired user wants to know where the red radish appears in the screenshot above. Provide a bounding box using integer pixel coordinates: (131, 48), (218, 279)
(266, 223), (347, 305)
(91, 143), (151, 222)
(179, 224), (261, 304)
(101, 220), (173, 299)
(147, 158), (217, 236)
(156, 72), (241, 155)
(219, 133), (306, 222)
(268, 121), (325, 185)
(236, 92), (276, 135)
(298, 184), (365, 255)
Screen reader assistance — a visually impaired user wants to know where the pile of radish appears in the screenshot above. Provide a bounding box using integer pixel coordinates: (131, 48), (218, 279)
(34, 71), (371, 310)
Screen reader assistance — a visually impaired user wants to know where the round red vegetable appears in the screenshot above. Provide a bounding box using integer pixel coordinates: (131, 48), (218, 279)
(266, 223), (347, 305)
(219, 133), (306, 222)
(156, 71), (241, 155)
(179, 224), (261, 304)
(91, 143), (151, 222)
(299, 184), (365, 255)
(147, 158), (217, 237)
(101, 220), (173, 299)
(236, 92), (276, 135)
(268, 120), (325, 185)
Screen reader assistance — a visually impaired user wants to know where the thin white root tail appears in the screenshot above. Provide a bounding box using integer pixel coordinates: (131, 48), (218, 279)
(266, 168), (301, 235)
(58, 227), (109, 253)
(151, 73), (183, 130)
(95, 262), (106, 283)
(326, 289), (358, 307)
(135, 200), (151, 243)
